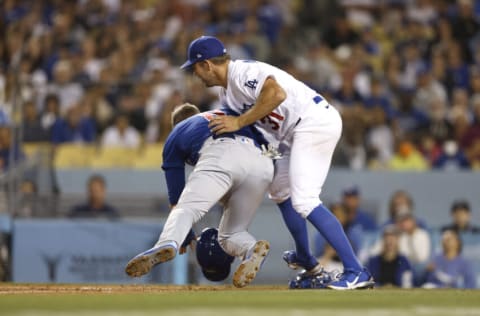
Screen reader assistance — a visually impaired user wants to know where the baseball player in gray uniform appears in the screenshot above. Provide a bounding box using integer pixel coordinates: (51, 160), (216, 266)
(180, 36), (374, 290)
(125, 103), (273, 288)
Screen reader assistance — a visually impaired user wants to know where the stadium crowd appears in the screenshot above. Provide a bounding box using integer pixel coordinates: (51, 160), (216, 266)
(314, 186), (479, 288)
(1, 0), (480, 170)
(1, 0), (480, 288)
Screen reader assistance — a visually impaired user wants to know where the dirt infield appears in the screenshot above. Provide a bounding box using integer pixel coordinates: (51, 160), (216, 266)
(0, 284), (285, 294)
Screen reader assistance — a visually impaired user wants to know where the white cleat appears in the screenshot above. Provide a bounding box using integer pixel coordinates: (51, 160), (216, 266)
(125, 241), (177, 277)
(232, 240), (270, 288)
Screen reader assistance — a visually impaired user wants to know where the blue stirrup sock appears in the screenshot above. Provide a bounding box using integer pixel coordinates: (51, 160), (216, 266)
(278, 198), (318, 270)
(307, 203), (363, 271)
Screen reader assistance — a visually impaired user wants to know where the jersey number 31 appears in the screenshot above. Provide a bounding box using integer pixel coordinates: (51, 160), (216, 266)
(260, 112), (284, 130)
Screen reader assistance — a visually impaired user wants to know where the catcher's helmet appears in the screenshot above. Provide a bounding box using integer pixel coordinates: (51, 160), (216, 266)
(196, 228), (234, 282)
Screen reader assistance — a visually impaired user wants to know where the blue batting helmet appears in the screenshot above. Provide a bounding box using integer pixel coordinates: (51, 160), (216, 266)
(196, 227), (234, 282)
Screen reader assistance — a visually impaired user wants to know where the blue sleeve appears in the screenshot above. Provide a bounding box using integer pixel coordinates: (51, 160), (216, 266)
(164, 168), (185, 205)
(162, 136), (187, 205)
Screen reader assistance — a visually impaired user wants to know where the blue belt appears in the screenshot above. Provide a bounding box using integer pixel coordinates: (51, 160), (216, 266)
(313, 95), (323, 104)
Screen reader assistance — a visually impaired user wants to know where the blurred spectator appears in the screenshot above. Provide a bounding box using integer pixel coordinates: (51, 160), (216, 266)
(80, 87), (114, 134)
(2, 1), (480, 171)
(315, 202), (362, 258)
(407, 0), (437, 25)
(13, 179), (39, 218)
(0, 126), (24, 171)
(46, 60), (84, 115)
(101, 113), (141, 149)
(382, 190), (428, 230)
(243, 15), (271, 61)
(388, 140), (429, 171)
(421, 97), (454, 144)
(341, 185), (377, 231)
(68, 174), (119, 219)
(432, 139), (470, 170)
(367, 225), (413, 288)
(41, 94), (61, 131)
(395, 207), (431, 268)
(22, 101), (50, 142)
(461, 96), (480, 156)
(323, 10), (360, 50)
(412, 67), (447, 116)
(0, 110), (9, 126)
(418, 133), (442, 165)
(446, 43), (470, 91)
(450, 0), (479, 64)
(423, 230), (476, 289)
(333, 111), (367, 169)
(441, 200), (480, 234)
(51, 106), (96, 144)
(0, 231), (8, 281)
(365, 107), (394, 169)
(316, 243), (343, 273)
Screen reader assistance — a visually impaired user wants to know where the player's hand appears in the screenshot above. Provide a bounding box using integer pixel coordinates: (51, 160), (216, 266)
(179, 241), (196, 254)
(208, 115), (242, 134)
(180, 229), (196, 255)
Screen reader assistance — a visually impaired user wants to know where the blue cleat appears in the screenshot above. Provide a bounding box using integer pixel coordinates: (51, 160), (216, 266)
(125, 241), (177, 277)
(283, 250), (303, 270)
(289, 268), (339, 289)
(327, 268), (375, 290)
(283, 250), (322, 275)
(233, 240), (270, 288)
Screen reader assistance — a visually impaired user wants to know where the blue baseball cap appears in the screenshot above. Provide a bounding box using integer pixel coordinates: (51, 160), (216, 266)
(180, 36), (227, 70)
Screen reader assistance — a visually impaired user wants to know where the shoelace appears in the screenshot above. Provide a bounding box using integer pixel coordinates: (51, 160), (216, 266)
(335, 268), (359, 281)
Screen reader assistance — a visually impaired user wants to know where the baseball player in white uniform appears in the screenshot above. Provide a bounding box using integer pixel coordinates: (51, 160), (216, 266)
(180, 36), (374, 290)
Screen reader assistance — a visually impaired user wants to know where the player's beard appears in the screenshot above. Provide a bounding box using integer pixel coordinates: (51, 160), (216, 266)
(200, 77), (216, 87)
(196, 72), (218, 87)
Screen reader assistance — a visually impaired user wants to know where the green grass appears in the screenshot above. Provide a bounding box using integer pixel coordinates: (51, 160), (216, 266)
(1, 287), (480, 316)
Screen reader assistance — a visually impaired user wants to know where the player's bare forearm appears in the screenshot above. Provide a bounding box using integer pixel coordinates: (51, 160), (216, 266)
(209, 77), (286, 134)
(238, 77), (286, 127)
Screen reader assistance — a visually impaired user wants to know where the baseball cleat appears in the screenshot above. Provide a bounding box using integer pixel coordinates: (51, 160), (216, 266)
(288, 268), (337, 289)
(327, 268), (375, 290)
(232, 240), (270, 288)
(125, 241), (177, 277)
(283, 250), (322, 274)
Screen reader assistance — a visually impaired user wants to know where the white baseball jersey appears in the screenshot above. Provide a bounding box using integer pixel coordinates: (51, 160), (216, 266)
(219, 60), (328, 142)
(219, 59), (342, 216)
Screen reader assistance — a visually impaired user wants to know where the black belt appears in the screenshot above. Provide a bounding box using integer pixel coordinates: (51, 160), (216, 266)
(213, 133), (236, 140)
(213, 133), (261, 149)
